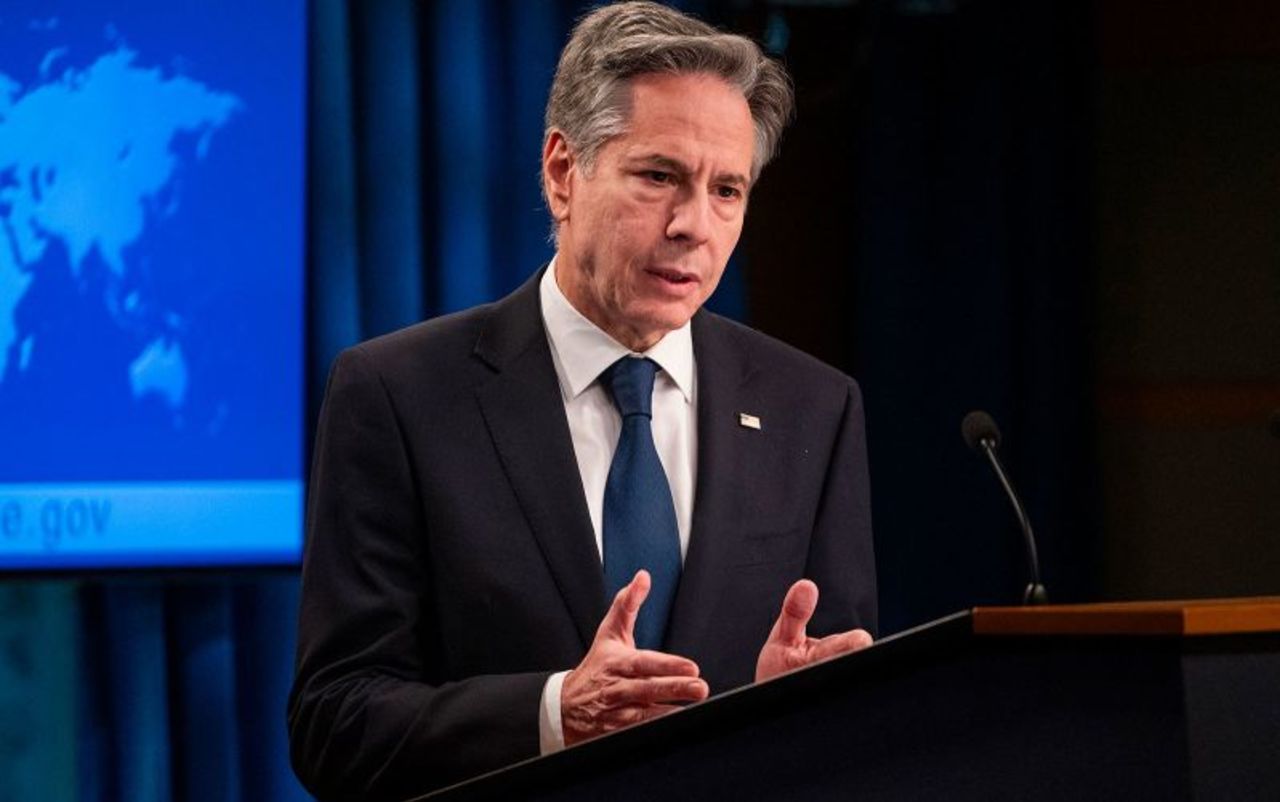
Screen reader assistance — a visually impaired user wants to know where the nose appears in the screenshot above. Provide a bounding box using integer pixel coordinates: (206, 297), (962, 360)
(665, 188), (712, 245)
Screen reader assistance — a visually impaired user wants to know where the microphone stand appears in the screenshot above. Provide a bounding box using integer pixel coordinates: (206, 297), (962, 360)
(977, 436), (1049, 606)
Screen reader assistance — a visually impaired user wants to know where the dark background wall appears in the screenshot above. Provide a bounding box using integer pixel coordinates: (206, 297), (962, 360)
(2, 1), (1277, 800)
(717, 0), (1278, 631)
(732, 0), (1101, 632)
(1091, 0), (1280, 601)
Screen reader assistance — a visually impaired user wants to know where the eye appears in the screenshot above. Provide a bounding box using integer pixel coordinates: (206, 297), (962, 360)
(645, 170), (674, 185)
(715, 185), (743, 200)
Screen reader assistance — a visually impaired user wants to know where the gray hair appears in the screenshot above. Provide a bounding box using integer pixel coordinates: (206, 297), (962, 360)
(544, 1), (795, 183)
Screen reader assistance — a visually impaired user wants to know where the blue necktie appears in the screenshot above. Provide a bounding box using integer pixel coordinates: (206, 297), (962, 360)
(601, 356), (681, 650)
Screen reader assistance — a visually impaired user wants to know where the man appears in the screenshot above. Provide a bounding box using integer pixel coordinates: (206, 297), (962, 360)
(288, 3), (876, 800)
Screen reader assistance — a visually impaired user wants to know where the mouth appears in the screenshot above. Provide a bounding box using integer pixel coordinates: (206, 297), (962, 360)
(645, 267), (700, 286)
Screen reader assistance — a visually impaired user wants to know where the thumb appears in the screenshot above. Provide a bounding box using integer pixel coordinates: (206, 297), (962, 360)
(770, 579), (818, 647)
(598, 570), (650, 642)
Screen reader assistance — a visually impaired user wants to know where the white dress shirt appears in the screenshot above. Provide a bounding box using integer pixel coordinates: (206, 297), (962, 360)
(535, 259), (698, 754)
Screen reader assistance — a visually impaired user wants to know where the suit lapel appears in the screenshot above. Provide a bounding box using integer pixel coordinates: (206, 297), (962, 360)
(665, 311), (757, 653)
(471, 279), (762, 655)
(473, 271), (606, 650)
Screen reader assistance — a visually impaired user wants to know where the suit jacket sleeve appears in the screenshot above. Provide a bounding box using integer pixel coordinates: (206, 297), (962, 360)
(287, 347), (548, 802)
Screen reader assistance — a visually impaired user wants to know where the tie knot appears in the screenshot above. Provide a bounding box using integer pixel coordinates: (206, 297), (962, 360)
(603, 356), (658, 418)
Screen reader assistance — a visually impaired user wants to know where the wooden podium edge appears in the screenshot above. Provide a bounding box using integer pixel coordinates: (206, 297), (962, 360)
(972, 596), (1280, 636)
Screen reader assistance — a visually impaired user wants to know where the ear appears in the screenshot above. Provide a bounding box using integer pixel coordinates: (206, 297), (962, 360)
(542, 130), (575, 224)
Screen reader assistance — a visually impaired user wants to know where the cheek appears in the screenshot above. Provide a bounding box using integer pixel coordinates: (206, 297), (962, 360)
(707, 228), (742, 275)
(714, 218), (745, 256)
(596, 207), (652, 282)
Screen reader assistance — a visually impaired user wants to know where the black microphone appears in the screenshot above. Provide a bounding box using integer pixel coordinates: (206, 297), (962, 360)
(961, 410), (1049, 605)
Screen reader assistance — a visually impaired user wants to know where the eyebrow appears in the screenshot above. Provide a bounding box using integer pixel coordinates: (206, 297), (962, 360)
(628, 153), (750, 190)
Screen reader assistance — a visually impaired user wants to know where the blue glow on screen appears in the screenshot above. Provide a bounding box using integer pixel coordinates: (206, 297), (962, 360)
(0, 1), (306, 570)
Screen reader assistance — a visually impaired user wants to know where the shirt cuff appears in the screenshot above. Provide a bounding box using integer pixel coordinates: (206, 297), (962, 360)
(538, 670), (570, 755)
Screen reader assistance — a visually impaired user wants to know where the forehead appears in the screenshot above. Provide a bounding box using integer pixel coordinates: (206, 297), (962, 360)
(610, 72), (755, 174)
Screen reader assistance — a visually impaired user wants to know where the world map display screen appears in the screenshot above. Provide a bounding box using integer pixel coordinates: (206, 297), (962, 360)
(0, 2), (306, 570)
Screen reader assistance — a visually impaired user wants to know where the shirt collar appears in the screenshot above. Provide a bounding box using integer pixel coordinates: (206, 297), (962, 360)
(540, 257), (695, 403)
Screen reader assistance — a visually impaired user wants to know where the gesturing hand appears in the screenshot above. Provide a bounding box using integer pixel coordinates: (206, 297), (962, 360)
(755, 579), (873, 683)
(561, 570), (709, 746)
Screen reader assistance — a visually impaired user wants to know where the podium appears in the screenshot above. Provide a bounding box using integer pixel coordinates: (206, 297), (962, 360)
(418, 598), (1280, 801)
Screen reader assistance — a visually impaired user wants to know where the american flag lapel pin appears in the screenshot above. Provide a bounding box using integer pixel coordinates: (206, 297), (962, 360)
(738, 412), (762, 430)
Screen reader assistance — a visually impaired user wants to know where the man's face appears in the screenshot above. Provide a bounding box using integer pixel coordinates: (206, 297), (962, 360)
(546, 72), (756, 351)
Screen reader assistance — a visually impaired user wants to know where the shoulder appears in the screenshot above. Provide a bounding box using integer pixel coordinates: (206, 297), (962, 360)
(342, 303), (495, 376)
(696, 311), (861, 402)
(330, 269), (546, 387)
(320, 302), (504, 419)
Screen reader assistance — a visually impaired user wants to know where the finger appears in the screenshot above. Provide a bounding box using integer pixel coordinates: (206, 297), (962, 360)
(807, 628), (874, 664)
(770, 579), (819, 646)
(597, 570), (651, 641)
(602, 703), (686, 730)
(636, 703), (683, 720)
(614, 649), (701, 678)
(599, 676), (710, 707)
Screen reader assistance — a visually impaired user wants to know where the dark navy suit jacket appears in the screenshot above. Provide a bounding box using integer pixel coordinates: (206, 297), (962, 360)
(287, 270), (877, 801)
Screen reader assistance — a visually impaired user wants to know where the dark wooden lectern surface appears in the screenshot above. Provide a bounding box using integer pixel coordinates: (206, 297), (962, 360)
(418, 597), (1280, 801)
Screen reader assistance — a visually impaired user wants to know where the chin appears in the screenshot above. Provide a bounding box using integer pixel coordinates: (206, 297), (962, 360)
(637, 303), (697, 332)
